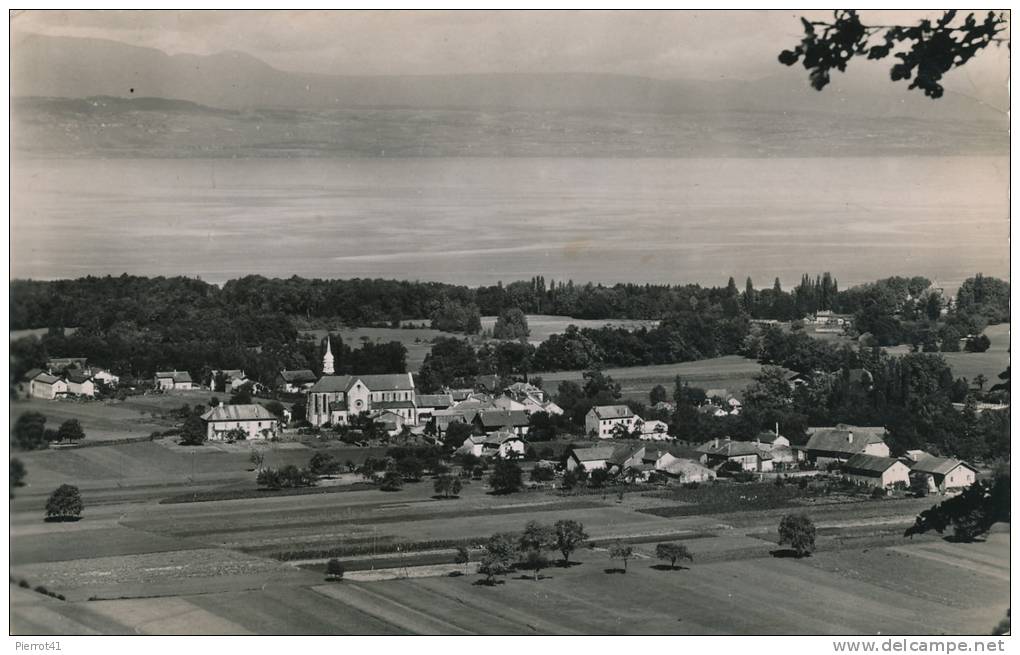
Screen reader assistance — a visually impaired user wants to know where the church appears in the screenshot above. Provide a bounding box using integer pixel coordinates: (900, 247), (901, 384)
(305, 338), (418, 427)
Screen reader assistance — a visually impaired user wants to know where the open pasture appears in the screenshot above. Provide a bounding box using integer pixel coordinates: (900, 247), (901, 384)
(537, 355), (766, 400)
(480, 314), (659, 344)
(299, 531), (1009, 635)
(11, 398), (172, 442)
(941, 322), (1010, 384)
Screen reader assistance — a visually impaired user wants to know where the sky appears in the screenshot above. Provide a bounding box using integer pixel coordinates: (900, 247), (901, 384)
(10, 9), (1010, 88)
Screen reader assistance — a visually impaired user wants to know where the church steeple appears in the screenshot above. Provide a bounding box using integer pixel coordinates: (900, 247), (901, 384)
(322, 336), (334, 375)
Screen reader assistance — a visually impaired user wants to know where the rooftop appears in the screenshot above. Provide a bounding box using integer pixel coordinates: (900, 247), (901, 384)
(201, 404), (277, 422)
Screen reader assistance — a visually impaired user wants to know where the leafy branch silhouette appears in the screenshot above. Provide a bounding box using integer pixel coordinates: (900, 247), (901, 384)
(779, 10), (1008, 99)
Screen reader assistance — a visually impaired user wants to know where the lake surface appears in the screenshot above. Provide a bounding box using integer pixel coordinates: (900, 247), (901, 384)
(11, 156), (1009, 291)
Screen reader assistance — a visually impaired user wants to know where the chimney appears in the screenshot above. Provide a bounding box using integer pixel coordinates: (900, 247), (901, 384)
(713, 438), (719, 448)
(775, 422), (779, 436)
(847, 431), (854, 444)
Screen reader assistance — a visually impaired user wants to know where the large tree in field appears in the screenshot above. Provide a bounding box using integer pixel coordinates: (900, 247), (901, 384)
(12, 412), (48, 451)
(489, 459), (523, 494)
(180, 414), (207, 446)
(478, 533), (517, 585)
(904, 476), (1009, 542)
(517, 521), (555, 580)
(779, 10), (1008, 99)
(56, 419), (85, 443)
(10, 458), (26, 499)
(45, 484), (83, 521)
(553, 520), (589, 565)
(655, 542), (694, 570)
(608, 541), (634, 572)
(492, 307), (530, 341)
(778, 514), (816, 557)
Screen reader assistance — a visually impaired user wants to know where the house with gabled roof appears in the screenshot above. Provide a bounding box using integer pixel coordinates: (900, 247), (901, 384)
(155, 370), (195, 391)
(565, 445), (617, 473)
(696, 437), (773, 472)
(842, 453), (910, 488)
(276, 369), (317, 394)
(473, 408), (530, 436)
(909, 456), (978, 494)
(585, 405), (639, 439)
(65, 370), (96, 397)
(200, 404), (279, 440)
(306, 373), (416, 426)
(457, 430), (526, 459)
(23, 370), (68, 399)
(804, 424), (889, 466)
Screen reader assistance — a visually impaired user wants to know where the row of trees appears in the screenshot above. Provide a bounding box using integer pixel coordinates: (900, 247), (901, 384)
(11, 413), (86, 451)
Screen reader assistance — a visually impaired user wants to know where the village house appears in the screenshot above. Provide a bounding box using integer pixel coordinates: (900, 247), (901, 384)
(430, 408), (472, 437)
(909, 456), (978, 494)
(65, 370), (96, 397)
(209, 369), (253, 393)
(657, 457), (717, 482)
(155, 370), (196, 391)
(752, 428), (790, 451)
(585, 405), (639, 439)
(457, 430), (526, 459)
(472, 409), (530, 436)
(90, 368), (120, 387)
(639, 419), (671, 440)
(565, 445), (617, 473)
(21, 369), (68, 400)
(306, 372), (417, 426)
(200, 404), (280, 441)
(841, 454), (911, 488)
(276, 369), (318, 394)
(503, 382), (565, 416)
(696, 437), (774, 472)
(370, 409), (407, 435)
(415, 393), (454, 422)
(803, 424), (889, 466)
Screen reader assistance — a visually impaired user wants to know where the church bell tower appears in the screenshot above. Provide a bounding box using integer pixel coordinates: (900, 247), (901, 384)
(322, 337), (334, 375)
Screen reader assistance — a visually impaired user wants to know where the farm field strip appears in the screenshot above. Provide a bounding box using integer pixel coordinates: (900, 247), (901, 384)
(314, 583), (477, 635)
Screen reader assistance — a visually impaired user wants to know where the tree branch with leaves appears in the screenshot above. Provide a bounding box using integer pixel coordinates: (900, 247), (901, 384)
(779, 10), (1008, 99)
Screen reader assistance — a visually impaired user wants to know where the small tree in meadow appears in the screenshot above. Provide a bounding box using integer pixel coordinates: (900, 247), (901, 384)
(655, 542), (693, 570)
(325, 558), (345, 581)
(434, 474), (462, 498)
(57, 419), (85, 443)
(553, 519), (588, 565)
(454, 545), (471, 575)
(478, 533), (517, 585)
(489, 459), (523, 494)
(609, 541), (633, 572)
(778, 513), (816, 557)
(45, 484), (83, 521)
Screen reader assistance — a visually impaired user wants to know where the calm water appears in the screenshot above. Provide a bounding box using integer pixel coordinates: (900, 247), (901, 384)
(11, 156), (1009, 291)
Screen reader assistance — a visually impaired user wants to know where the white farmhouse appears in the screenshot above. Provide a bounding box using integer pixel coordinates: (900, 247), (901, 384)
(201, 404), (280, 440)
(585, 405), (638, 439)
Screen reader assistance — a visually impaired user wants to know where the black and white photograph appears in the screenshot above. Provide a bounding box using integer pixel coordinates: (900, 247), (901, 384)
(7, 8), (1012, 639)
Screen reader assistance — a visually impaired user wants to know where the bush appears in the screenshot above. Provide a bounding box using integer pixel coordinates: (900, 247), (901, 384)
(530, 466), (555, 483)
(489, 459), (523, 494)
(325, 558), (345, 581)
(379, 470), (404, 491)
(18, 580), (29, 588)
(45, 484), (83, 520)
(777, 514), (816, 557)
(870, 486), (887, 499)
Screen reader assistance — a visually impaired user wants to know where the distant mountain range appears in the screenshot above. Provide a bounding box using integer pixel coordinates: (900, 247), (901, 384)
(11, 33), (1008, 158)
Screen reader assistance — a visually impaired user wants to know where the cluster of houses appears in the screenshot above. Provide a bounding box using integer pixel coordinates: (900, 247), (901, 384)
(17, 357), (120, 400)
(691, 423), (975, 494)
(19, 343), (982, 494)
(560, 422), (976, 494)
